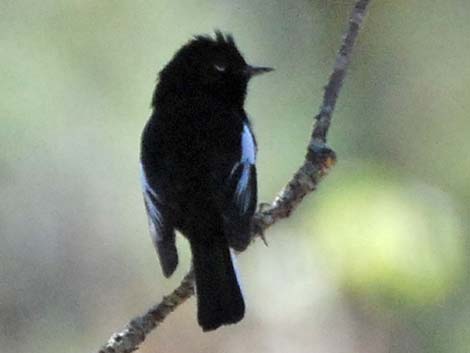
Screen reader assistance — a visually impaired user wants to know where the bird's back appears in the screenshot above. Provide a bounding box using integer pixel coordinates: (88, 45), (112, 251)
(141, 100), (246, 230)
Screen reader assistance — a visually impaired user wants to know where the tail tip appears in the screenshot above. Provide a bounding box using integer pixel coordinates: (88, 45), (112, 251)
(198, 304), (245, 332)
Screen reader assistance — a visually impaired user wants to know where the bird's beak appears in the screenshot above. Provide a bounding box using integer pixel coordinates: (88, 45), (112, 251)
(244, 65), (274, 78)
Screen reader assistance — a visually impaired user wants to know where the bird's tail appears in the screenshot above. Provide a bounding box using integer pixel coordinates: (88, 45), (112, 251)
(190, 236), (245, 331)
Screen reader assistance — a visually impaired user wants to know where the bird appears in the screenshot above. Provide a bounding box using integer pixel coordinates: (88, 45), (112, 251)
(140, 31), (273, 331)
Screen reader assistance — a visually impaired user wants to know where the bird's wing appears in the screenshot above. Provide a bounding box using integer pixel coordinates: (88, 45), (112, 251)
(140, 163), (178, 277)
(224, 123), (258, 251)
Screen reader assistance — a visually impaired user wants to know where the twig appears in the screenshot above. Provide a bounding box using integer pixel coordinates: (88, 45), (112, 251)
(253, 0), (370, 234)
(98, 1), (371, 352)
(98, 270), (194, 353)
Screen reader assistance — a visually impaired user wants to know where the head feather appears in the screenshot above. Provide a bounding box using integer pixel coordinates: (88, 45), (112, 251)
(192, 30), (236, 47)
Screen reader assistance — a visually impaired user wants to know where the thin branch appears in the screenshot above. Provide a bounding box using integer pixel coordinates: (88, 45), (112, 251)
(253, 0), (370, 234)
(98, 270), (195, 353)
(98, 1), (371, 352)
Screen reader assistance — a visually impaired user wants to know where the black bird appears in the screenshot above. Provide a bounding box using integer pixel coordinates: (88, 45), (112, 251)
(140, 31), (273, 331)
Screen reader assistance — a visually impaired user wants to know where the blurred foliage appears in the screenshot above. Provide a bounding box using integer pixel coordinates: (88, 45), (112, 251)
(1, 1), (470, 353)
(308, 162), (464, 305)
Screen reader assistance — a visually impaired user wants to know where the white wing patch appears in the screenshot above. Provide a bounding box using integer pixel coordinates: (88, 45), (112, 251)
(230, 248), (244, 297)
(240, 124), (256, 164)
(233, 123), (256, 214)
(140, 163), (163, 241)
(234, 166), (252, 214)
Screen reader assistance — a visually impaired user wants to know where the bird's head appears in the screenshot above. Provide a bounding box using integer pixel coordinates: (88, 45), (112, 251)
(153, 31), (273, 108)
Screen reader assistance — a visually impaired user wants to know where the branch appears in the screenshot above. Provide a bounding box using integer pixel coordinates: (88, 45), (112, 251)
(98, 270), (195, 353)
(253, 0), (370, 234)
(98, 1), (371, 352)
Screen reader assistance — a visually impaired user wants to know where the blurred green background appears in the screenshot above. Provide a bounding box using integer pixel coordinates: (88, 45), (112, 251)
(1, 1), (469, 352)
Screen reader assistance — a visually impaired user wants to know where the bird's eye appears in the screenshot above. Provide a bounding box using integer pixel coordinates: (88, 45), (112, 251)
(214, 64), (226, 72)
